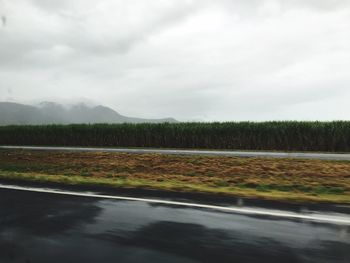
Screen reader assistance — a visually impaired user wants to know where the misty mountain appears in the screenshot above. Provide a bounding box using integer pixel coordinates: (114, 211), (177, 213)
(0, 102), (177, 125)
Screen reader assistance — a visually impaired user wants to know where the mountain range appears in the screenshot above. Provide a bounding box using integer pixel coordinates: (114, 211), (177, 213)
(0, 102), (177, 125)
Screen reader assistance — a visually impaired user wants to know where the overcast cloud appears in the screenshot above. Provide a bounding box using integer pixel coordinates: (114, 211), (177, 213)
(1, 0), (350, 121)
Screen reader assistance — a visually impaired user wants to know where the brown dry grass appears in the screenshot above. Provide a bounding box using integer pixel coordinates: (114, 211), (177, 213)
(0, 150), (350, 203)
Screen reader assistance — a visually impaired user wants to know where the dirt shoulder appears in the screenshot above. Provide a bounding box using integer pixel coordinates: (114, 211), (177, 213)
(0, 149), (349, 204)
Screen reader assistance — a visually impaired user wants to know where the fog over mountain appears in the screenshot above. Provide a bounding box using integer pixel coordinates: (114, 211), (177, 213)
(0, 102), (177, 125)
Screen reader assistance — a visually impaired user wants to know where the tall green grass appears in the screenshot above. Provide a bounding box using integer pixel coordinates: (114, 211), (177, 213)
(0, 121), (349, 152)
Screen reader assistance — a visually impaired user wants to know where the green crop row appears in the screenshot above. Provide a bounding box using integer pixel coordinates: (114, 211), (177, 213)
(0, 121), (349, 152)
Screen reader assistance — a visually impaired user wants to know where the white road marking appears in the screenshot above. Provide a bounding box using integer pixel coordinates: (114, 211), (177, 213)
(1, 145), (350, 160)
(0, 184), (349, 225)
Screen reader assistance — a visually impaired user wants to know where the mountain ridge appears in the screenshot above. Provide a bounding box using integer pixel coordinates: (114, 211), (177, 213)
(0, 102), (177, 125)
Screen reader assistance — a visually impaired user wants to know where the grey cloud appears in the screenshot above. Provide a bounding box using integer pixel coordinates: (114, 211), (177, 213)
(216, 0), (350, 13)
(0, 0), (202, 70)
(0, 0), (350, 121)
(283, 0), (350, 11)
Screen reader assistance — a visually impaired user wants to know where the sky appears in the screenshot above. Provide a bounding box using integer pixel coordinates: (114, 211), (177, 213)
(0, 0), (350, 121)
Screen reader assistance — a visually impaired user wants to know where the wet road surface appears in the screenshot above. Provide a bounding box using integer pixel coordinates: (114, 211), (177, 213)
(0, 187), (349, 263)
(2, 145), (350, 160)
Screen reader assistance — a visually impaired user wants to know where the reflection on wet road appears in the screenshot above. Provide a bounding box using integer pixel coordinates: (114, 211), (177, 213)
(0, 188), (349, 262)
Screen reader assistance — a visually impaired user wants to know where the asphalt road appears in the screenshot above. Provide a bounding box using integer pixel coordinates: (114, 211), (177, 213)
(1, 145), (350, 160)
(0, 186), (349, 263)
